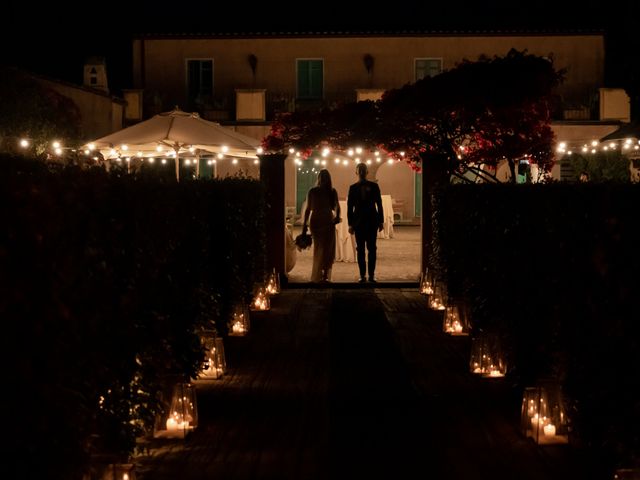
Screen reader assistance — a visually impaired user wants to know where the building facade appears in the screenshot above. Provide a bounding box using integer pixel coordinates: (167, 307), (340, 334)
(132, 30), (630, 221)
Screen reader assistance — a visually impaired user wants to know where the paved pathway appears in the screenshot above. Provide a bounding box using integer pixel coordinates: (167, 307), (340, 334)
(136, 288), (601, 480)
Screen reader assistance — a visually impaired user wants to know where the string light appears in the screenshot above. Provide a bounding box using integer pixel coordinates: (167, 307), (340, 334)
(19, 139), (29, 148)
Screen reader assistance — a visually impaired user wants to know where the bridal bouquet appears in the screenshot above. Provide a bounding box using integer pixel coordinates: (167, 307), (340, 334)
(294, 232), (312, 251)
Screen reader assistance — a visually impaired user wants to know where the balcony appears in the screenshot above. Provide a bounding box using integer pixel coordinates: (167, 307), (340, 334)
(553, 88), (631, 123)
(190, 87), (625, 124)
(266, 90), (358, 119)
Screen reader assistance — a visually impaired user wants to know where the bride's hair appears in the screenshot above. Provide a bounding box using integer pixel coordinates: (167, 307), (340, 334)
(317, 169), (332, 190)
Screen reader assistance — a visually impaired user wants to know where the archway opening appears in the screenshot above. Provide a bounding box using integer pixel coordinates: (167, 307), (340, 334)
(285, 151), (421, 283)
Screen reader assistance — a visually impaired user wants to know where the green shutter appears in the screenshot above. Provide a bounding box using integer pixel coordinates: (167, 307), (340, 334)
(308, 60), (323, 98)
(297, 60), (310, 98)
(297, 60), (323, 99)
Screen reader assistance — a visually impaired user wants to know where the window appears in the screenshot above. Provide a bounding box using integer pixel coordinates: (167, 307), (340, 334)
(297, 59), (323, 99)
(187, 59), (213, 108)
(415, 58), (442, 81)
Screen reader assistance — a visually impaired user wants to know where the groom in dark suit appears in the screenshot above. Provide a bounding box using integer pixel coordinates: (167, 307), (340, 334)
(347, 163), (384, 283)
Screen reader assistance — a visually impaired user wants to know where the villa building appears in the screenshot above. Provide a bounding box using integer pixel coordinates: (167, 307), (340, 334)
(130, 30), (632, 222)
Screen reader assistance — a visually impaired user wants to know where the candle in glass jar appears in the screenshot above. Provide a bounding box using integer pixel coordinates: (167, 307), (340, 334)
(530, 414), (539, 429)
(543, 424), (556, 437)
(166, 417), (178, 430)
(232, 321), (244, 333)
(166, 416), (188, 430)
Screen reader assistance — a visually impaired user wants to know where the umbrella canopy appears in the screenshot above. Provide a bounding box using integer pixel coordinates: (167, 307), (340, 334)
(599, 123), (640, 142)
(86, 108), (262, 180)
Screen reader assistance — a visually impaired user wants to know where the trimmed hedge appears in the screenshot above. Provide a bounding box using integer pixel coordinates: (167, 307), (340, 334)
(1, 155), (265, 478)
(435, 183), (640, 471)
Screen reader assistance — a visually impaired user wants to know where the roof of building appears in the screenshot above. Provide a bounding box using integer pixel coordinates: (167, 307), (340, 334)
(134, 28), (605, 39)
(8, 67), (126, 104)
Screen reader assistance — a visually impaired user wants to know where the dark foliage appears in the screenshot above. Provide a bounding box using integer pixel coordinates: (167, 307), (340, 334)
(436, 182), (640, 471)
(0, 66), (81, 156)
(0, 155), (265, 479)
(264, 50), (562, 177)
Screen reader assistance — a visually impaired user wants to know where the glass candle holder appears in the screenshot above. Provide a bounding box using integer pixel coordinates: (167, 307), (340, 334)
(521, 384), (569, 445)
(469, 333), (507, 377)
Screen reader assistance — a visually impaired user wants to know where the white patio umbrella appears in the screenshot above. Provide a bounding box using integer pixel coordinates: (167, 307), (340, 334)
(86, 107), (261, 181)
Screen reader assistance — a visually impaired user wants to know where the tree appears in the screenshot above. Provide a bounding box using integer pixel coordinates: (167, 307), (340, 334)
(567, 150), (631, 182)
(263, 49), (563, 261)
(265, 49), (562, 177)
(0, 66), (81, 157)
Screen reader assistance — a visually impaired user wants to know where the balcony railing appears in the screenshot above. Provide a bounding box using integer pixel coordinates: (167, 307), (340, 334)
(182, 90), (360, 122)
(266, 90), (358, 118)
(154, 88), (611, 123)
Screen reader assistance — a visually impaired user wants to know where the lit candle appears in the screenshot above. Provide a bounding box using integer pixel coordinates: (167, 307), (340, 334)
(453, 321), (463, 333)
(232, 321), (244, 333)
(530, 414), (539, 429)
(166, 416), (188, 430)
(488, 369), (503, 377)
(420, 283), (433, 294)
(543, 424), (556, 437)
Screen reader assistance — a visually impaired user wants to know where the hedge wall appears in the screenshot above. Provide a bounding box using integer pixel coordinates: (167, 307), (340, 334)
(1, 155), (266, 478)
(435, 183), (640, 471)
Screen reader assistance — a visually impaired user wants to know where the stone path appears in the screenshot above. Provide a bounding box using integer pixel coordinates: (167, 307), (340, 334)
(136, 288), (601, 480)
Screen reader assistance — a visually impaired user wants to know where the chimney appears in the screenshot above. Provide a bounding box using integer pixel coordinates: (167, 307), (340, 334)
(83, 56), (109, 93)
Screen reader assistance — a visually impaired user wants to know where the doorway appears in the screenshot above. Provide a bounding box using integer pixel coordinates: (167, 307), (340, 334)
(286, 155), (421, 283)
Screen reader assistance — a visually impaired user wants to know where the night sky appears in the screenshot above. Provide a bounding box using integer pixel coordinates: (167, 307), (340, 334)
(4, 0), (637, 95)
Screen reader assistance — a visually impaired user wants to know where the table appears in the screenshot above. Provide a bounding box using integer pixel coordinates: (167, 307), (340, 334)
(335, 200), (356, 262)
(378, 195), (395, 239)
